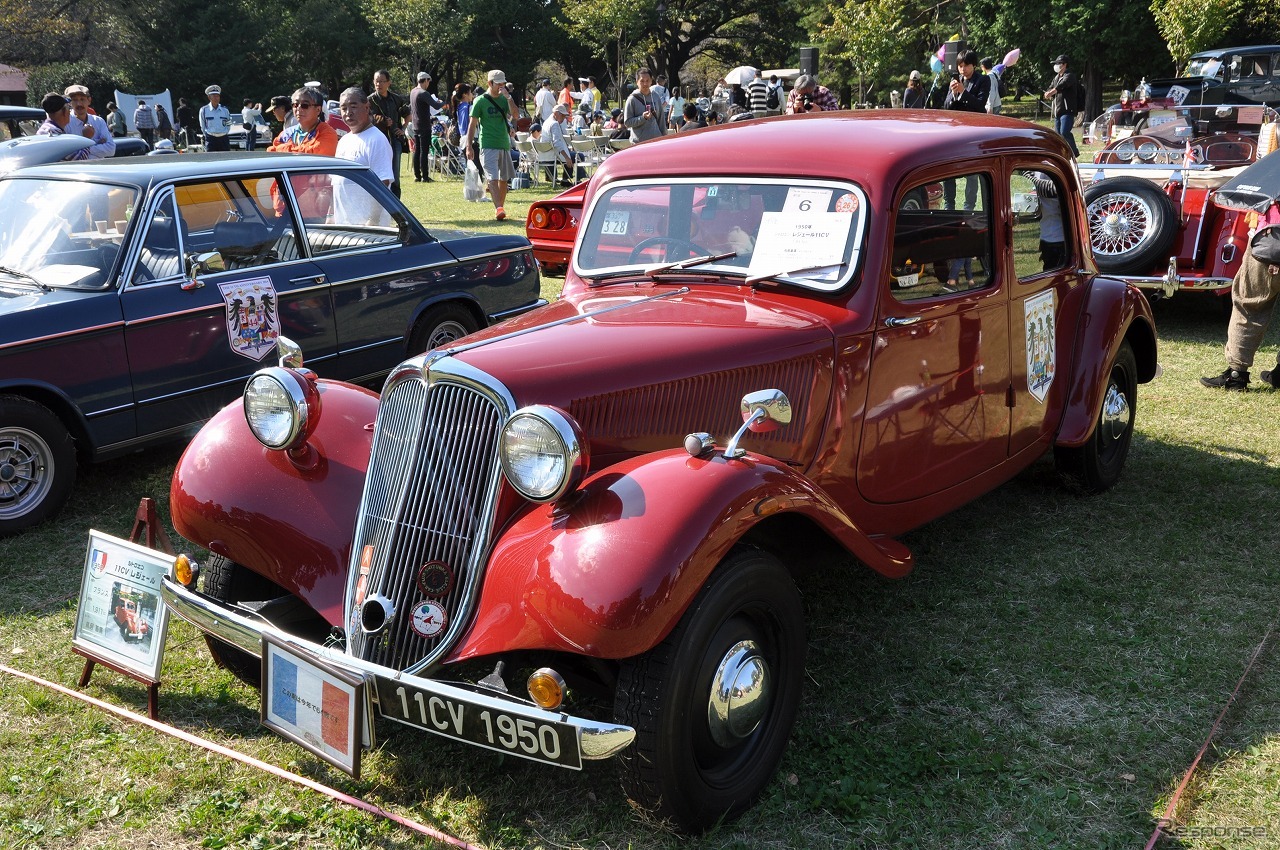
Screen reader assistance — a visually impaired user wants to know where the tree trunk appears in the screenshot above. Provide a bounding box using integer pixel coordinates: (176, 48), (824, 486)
(1082, 64), (1104, 123)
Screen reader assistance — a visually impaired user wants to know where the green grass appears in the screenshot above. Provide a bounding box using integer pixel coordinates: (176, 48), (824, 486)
(3, 175), (1280, 849)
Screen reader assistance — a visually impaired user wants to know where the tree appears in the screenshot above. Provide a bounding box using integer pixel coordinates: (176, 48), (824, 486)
(821, 0), (909, 104)
(1150, 0), (1240, 66)
(364, 0), (474, 81)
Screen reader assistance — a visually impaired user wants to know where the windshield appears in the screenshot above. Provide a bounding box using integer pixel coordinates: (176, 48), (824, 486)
(0, 178), (140, 288)
(574, 178), (868, 292)
(1183, 55), (1225, 81)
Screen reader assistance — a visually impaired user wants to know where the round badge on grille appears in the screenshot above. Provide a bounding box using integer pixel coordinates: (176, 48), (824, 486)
(410, 600), (447, 638)
(417, 561), (454, 597)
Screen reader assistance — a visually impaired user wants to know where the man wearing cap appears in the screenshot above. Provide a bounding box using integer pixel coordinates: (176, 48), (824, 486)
(1044, 55), (1080, 156)
(464, 70), (517, 221)
(36, 93), (92, 159)
(534, 78), (556, 124)
(545, 104), (578, 187)
(409, 71), (443, 183)
(200, 85), (232, 151)
(134, 99), (157, 148)
(64, 84), (115, 159)
(369, 70), (410, 195)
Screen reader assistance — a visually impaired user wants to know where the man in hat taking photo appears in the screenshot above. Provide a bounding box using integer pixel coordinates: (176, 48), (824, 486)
(201, 85), (232, 151)
(464, 69), (517, 221)
(64, 84), (115, 159)
(1044, 55), (1080, 157)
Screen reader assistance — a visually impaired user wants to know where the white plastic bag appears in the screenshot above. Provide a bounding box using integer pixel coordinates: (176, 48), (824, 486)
(463, 161), (484, 201)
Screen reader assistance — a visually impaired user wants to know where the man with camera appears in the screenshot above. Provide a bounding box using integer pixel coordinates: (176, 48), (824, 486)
(942, 51), (990, 113)
(786, 75), (838, 114)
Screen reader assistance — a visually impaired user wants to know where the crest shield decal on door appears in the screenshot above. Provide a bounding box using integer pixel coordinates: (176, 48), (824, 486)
(219, 276), (280, 361)
(1025, 290), (1056, 403)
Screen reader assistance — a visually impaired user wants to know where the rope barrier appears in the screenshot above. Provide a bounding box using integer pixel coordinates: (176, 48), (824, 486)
(0, 662), (485, 850)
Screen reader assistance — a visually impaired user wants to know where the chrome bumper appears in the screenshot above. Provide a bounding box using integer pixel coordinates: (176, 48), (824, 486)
(1121, 258), (1231, 298)
(160, 576), (635, 761)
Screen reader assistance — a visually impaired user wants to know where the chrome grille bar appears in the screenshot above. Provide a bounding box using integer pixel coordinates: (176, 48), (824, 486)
(347, 358), (510, 673)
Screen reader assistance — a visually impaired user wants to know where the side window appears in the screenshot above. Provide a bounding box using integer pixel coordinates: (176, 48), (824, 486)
(295, 170), (403, 256)
(891, 173), (993, 302)
(174, 177), (295, 270)
(130, 194), (184, 284)
(1010, 170), (1069, 280)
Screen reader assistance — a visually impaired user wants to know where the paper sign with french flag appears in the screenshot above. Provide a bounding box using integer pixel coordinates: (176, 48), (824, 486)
(262, 639), (364, 775)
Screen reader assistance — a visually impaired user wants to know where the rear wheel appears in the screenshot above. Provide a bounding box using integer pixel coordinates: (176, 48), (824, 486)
(614, 547), (806, 832)
(1056, 341), (1137, 494)
(0, 396), (76, 537)
(408, 303), (479, 354)
(1084, 177), (1177, 274)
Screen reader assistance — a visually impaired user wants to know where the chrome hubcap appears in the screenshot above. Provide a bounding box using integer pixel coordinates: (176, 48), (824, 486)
(1100, 382), (1131, 442)
(427, 321), (469, 349)
(707, 639), (770, 747)
(0, 428), (53, 520)
(1089, 193), (1152, 255)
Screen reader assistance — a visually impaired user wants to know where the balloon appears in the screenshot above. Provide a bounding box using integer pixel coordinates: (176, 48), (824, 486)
(929, 56), (944, 73)
(1002, 48), (1021, 67)
(935, 43), (947, 62)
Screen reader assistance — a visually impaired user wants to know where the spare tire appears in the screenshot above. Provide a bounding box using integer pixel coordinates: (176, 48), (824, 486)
(1084, 176), (1178, 275)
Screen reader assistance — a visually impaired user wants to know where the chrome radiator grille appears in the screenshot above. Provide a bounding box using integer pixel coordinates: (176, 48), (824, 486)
(347, 368), (506, 672)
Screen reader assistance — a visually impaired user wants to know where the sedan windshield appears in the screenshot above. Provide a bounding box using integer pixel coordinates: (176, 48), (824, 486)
(573, 178), (869, 292)
(0, 178), (139, 288)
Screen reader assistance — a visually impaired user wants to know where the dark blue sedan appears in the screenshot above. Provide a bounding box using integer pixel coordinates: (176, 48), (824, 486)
(0, 152), (544, 534)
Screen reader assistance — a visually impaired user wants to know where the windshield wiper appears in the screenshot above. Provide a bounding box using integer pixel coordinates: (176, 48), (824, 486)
(0, 265), (50, 291)
(744, 262), (847, 287)
(584, 251), (738, 286)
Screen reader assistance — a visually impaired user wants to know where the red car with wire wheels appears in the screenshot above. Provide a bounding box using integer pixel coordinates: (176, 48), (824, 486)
(525, 182), (587, 274)
(162, 111), (1157, 832)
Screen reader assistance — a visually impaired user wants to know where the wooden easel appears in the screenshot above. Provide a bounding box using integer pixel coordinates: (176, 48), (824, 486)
(74, 498), (175, 719)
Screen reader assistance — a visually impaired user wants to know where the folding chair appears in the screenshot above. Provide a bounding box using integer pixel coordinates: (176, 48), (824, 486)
(608, 138), (633, 153)
(569, 136), (602, 179)
(531, 139), (561, 183)
(432, 137), (463, 180)
(515, 138), (541, 184)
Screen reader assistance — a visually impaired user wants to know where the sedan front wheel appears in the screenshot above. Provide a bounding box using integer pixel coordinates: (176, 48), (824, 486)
(0, 396), (76, 537)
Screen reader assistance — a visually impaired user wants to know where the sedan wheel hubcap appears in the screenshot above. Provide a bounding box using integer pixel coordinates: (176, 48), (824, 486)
(0, 428), (53, 520)
(1100, 383), (1131, 442)
(707, 639), (770, 747)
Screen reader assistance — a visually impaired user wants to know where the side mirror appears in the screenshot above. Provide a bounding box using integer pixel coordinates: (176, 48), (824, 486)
(186, 250), (225, 276)
(724, 389), (791, 458)
(277, 335), (304, 369)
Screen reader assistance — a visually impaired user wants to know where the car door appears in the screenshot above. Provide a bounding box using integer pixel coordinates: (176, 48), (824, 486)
(286, 167), (475, 380)
(120, 175), (335, 438)
(1006, 164), (1082, 456)
(858, 167), (1012, 504)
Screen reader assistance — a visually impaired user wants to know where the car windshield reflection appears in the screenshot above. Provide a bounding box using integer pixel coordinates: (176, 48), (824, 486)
(0, 178), (139, 289)
(573, 177), (868, 292)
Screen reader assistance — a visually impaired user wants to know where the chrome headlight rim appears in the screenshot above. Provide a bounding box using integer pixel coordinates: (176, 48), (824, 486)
(243, 367), (317, 450)
(499, 405), (588, 503)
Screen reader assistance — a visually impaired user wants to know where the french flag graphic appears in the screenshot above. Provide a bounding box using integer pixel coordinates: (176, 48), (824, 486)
(270, 654), (350, 757)
(91, 549), (109, 575)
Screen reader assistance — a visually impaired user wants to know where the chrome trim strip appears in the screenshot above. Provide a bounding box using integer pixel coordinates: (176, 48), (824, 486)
(0, 320), (126, 351)
(1125, 276), (1230, 291)
(160, 576), (635, 760)
(489, 298), (548, 322)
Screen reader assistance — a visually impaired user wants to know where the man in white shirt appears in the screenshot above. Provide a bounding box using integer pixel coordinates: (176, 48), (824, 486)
(334, 87), (394, 226)
(63, 84), (115, 159)
(534, 78), (556, 124)
(544, 103), (577, 187)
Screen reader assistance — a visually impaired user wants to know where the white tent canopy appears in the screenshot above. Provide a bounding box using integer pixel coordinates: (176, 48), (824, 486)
(113, 89), (174, 133)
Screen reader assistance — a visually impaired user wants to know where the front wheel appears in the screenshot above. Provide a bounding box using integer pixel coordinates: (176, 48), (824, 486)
(201, 554), (282, 687)
(0, 396), (77, 537)
(614, 547), (806, 832)
(408, 303), (479, 354)
(1055, 340), (1137, 494)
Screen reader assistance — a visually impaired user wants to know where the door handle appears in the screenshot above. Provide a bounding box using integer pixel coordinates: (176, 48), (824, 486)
(884, 316), (921, 327)
(289, 274), (326, 286)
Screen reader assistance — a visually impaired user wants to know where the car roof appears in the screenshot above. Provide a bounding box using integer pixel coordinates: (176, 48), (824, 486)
(595, 111), (1071, 186)
(1191, 45), (1280, 58)
(8, 152), (364, 187)
(0, 105), (45, 121)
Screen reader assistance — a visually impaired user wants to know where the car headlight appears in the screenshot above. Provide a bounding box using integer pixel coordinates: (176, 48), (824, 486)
(243, 367), (320, 450)
(499, 405), (588, 502)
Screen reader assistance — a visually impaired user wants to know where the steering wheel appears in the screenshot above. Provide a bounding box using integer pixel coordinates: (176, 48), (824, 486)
(628, 236), (712, 264)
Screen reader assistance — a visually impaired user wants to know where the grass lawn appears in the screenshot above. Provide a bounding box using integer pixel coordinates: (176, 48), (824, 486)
(3, 147), (1280, 850)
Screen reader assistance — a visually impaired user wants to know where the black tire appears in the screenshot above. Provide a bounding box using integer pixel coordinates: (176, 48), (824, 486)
(627, 236), (712, 264)
(900, 187), (928, 210)
(201, 554), (284, 687)
(0, 395), (76, 537)
(1055, 340), (1137, 495)
(408, 303), (479, 354)
(1084, 177), (1177, 275)
(614, 547), (806, 832)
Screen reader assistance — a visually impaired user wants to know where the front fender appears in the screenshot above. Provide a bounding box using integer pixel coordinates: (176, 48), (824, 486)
(449, 448), (912, 663)
(1056, 277), (1157, 447)
(170, 379), (378, 626)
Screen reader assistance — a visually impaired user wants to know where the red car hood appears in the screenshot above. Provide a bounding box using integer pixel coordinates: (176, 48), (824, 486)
(452, 285), (838, 465)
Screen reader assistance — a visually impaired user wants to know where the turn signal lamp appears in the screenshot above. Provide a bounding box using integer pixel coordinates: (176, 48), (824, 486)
(531, 208), (550, 229)
(172, 554), (198, 588)
(527, 667), (566, 710)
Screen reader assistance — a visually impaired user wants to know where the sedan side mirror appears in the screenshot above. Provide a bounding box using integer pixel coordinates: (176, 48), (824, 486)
(724, 389), (791, 458)
(181, 251), (224, 291)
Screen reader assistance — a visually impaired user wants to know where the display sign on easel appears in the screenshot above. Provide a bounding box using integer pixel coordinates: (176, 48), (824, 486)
(73, 528), (173, 713)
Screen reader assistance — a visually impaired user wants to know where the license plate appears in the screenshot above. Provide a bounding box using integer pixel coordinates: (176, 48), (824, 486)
(374, 676), (583, 769)
(601, 210), (629, 235)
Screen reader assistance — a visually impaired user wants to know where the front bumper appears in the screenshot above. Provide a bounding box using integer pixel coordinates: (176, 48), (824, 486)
(160, 576), (635, 762)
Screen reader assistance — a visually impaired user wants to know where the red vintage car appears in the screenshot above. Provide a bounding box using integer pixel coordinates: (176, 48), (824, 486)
(526, 181), (587, 274)
(162, 112), (1157, 831)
